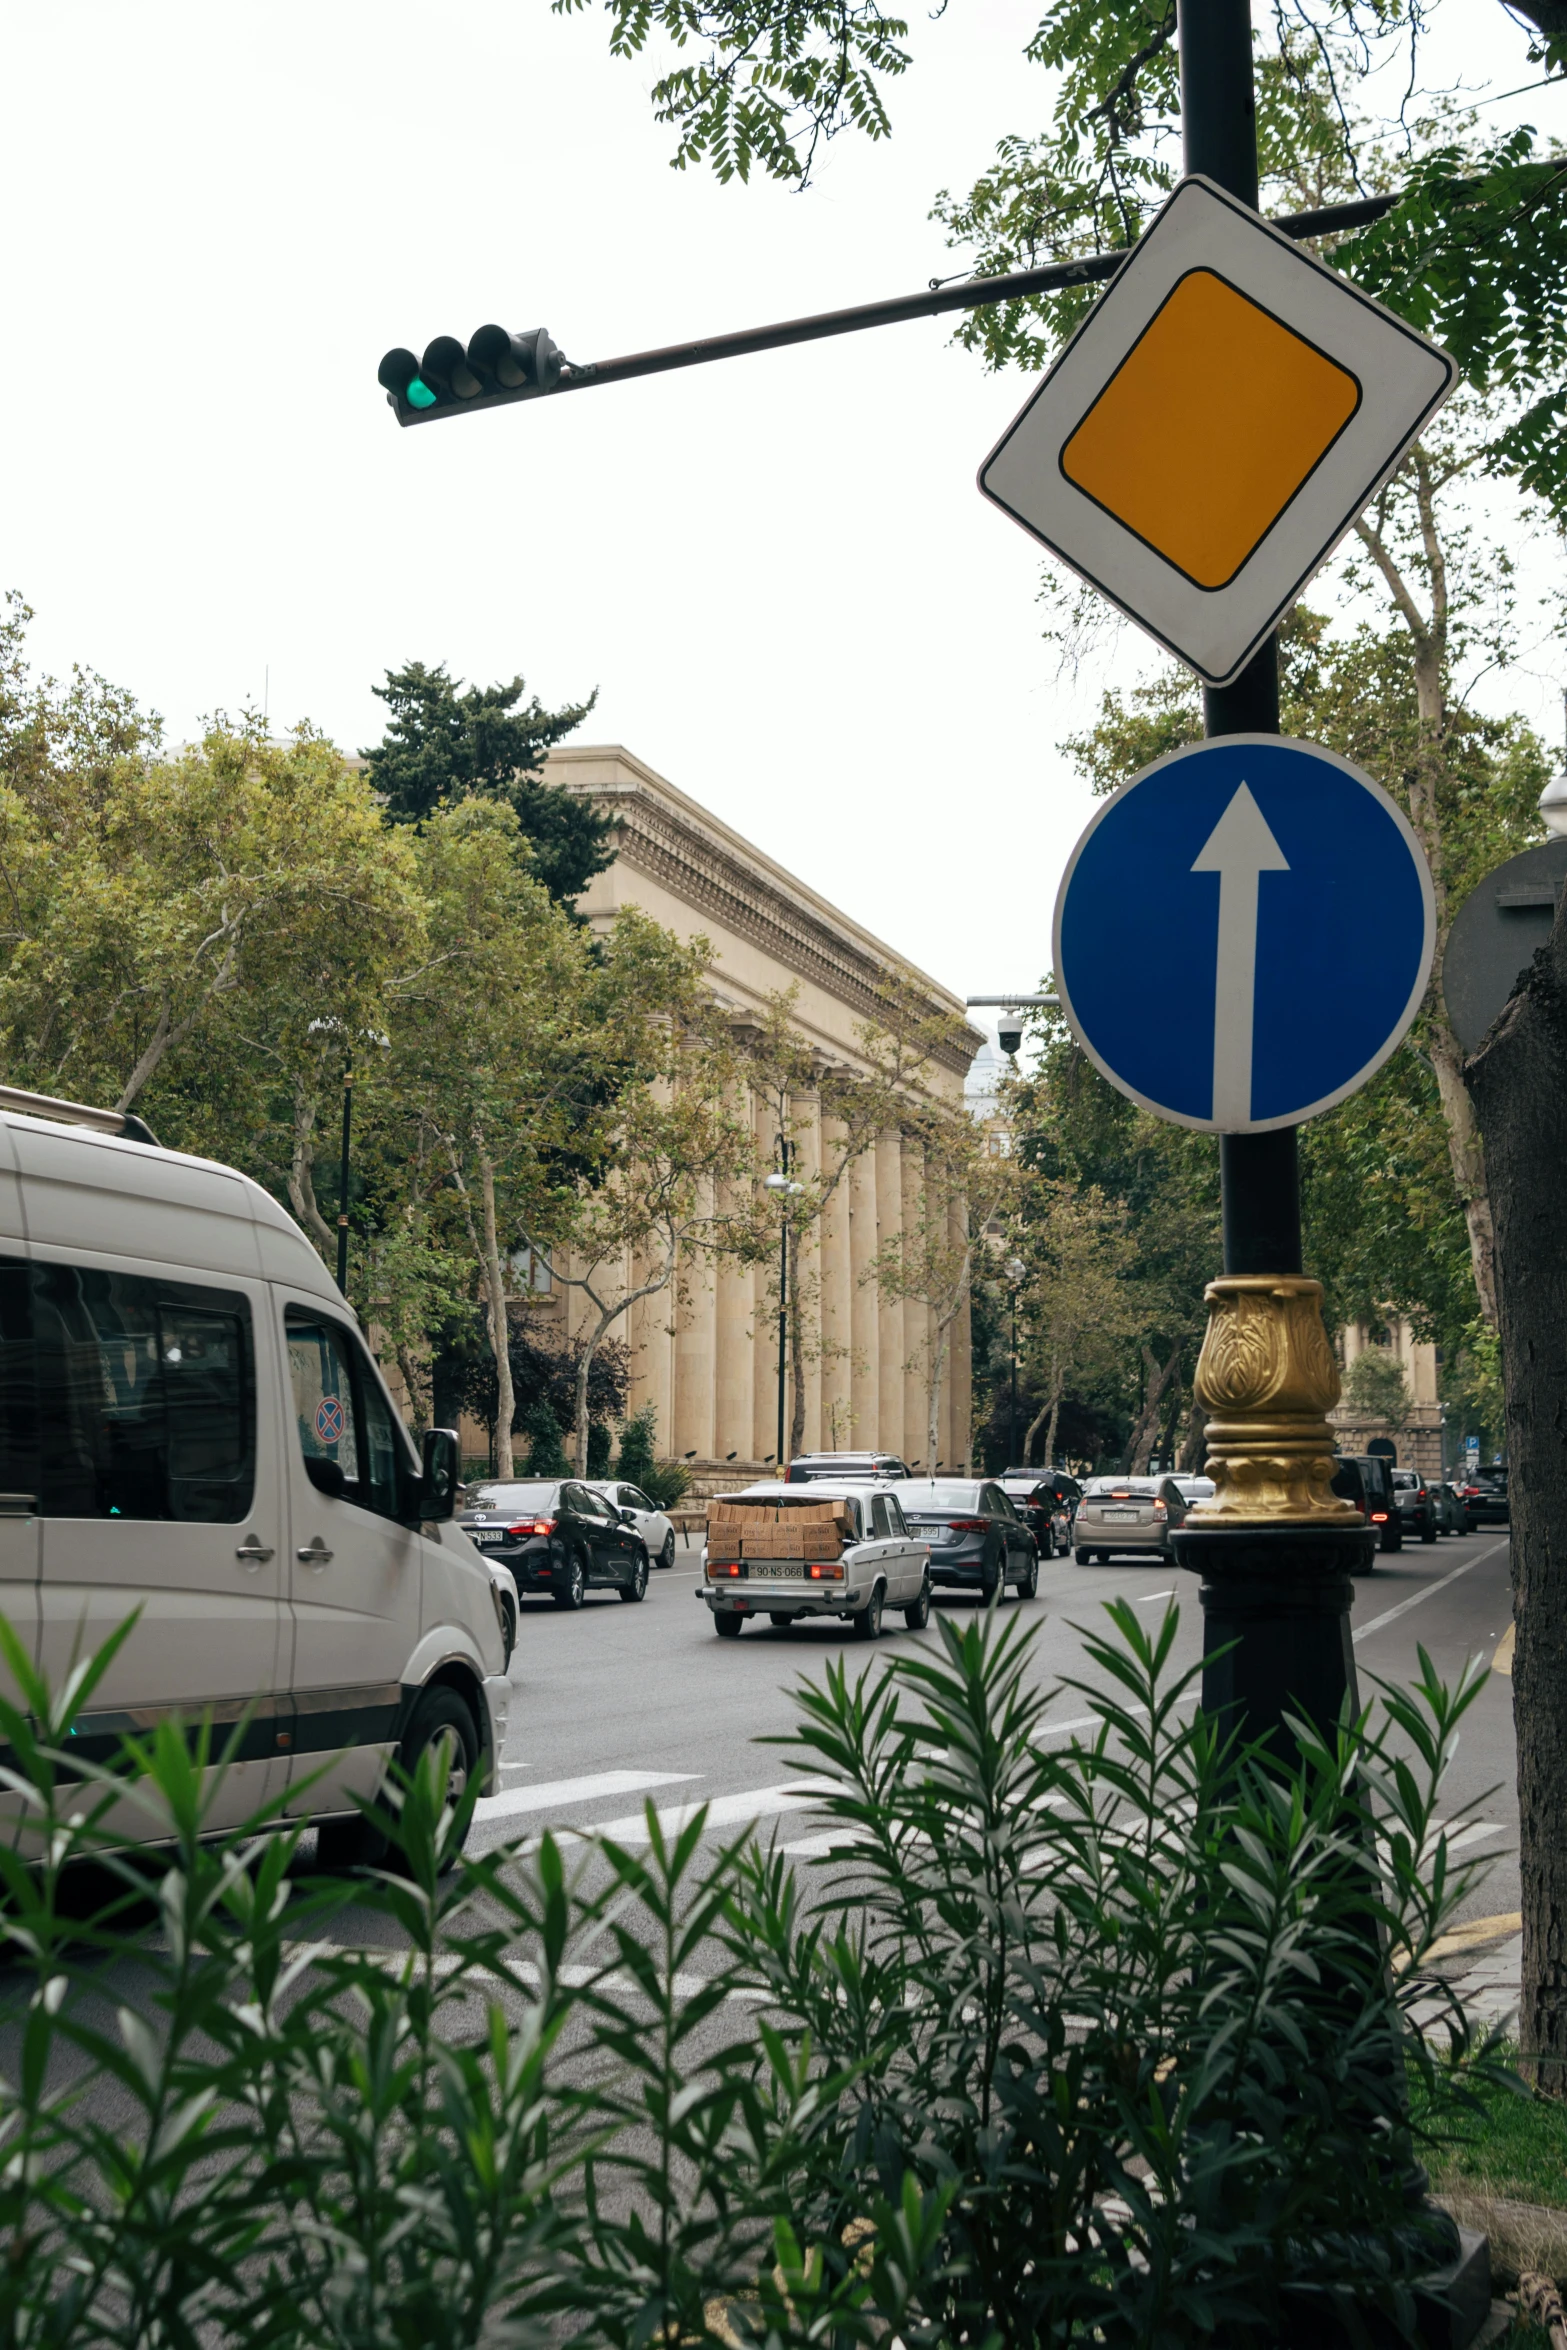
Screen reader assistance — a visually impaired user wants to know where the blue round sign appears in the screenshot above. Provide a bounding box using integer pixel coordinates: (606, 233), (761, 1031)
(1052, 735), (1434, 1133)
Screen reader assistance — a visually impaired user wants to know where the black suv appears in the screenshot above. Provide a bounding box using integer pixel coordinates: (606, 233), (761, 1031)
(1456, 1467), (1509, 1527)
(459, 1478), (651, 1609)
(1390, 1468), (1439, 1544)
(999, 1470), (1080, 1558)
(1332, 1454), (1400, 1559)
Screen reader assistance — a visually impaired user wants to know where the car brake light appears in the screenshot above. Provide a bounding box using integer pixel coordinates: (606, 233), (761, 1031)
(709, 1562), (742, 1579)
(506, 1518), (555, 1537)
(945, 1518), (987, 1533)
(1371, 1511), (1388, 1523)
(809, 1561), (844, 1580)
(1153, 1501), (1167, 1519)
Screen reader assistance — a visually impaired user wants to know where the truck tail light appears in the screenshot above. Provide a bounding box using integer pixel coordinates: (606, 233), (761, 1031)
(1371, 1511), (1388, 1524)
(709, 1562), (742, 1579)
(809, 1560), (844, 1580)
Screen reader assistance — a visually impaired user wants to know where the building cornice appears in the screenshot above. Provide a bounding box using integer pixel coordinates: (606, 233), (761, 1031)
(549, 745), (984, 1079)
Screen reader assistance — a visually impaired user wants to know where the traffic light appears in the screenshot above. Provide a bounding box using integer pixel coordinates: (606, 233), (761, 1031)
(377, 325), (566, 425)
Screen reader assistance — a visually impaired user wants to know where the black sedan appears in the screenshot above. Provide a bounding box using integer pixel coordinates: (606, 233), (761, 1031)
(888, 1479), (1039, 1600)
(459, 1478), (650, 1609)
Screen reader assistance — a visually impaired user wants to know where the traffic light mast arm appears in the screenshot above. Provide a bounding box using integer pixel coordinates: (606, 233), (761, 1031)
(381, 190), (1397, 426)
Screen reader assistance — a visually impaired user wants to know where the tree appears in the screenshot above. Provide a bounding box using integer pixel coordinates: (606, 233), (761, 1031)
(531, 913), (754, 1474)
(560, 0), (1567, 527)
(367, 796), (600, 1477)
(363, 659), (612, 902)
(1013, 1179), (1139, 1471)
(1340, 1348), (1415, 1428)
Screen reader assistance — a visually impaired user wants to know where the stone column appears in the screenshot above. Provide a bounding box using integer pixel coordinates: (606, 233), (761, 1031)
(753, 1090), (781, 1465)
(902, 1136), (929, 1465)
(849, 1137), (879, 1454)
(673, 1211), (717, 1464)
(875, 1131), (905, 1456)
(714, 1121), (752, 1465)
(628, 1244), (674, 1454)
(819, 1110), (854, 1449)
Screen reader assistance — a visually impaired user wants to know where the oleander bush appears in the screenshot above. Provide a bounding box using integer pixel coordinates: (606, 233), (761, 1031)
(0, 1602), (1511, 2348)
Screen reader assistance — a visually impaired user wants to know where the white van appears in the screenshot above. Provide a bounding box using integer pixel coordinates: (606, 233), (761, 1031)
(0, 1083), (509, 1864)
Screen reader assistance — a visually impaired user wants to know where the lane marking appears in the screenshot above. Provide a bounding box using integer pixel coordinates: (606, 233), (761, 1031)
(1135, 1589), (1176, 1603)
(475, 1769), (700, 1823)
(1492, 1622), (1516, 1676)
(1351, 1536), (1510, 1645)
(584, 1779), (835, 1847)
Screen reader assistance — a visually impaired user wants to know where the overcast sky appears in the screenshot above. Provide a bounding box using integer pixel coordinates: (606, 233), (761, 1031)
(3, 1), (1562, 1037)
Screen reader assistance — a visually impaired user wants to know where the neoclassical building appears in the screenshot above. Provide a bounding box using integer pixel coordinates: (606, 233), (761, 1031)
(530, 744), (984, 1482)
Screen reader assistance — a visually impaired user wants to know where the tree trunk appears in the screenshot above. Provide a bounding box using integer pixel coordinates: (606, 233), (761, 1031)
(1157, 1368), (1184, 1472)
(476, 1148), (515, 1481)
(1429, 1014), (1500, 1325)
(1464, 897), (1567, 2089)
(287, 1092), (336, 1261)
(396, 1343), (430, 1435)
(1124, 1344), (1180, 1474)
(926, 1315), (952, 1469)
(1178, 1397), (1209, 1473)
(574, 1338), (595, 1478)
(788, 1226), (807, 1464)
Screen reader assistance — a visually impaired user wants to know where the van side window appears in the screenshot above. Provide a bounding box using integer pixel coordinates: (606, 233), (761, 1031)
(19, 1257), (254, 1522)
(286, 1308), (410, 1522)
(0, 1261), (37, 1503)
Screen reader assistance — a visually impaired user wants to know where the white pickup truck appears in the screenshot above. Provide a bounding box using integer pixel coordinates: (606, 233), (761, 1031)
(698, 1482), (931, 1640)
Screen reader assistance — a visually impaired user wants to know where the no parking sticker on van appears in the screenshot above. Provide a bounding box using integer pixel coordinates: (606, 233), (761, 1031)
(315, 1395), (346, 1446)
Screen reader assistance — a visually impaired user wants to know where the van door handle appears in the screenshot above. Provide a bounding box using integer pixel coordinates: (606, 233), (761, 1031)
(296, 1537), (333, 1569)
(234, 1536), (274, 1570)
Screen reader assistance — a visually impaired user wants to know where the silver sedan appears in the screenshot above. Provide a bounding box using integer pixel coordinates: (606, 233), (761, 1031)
(1073, 1475), (1190, 1562)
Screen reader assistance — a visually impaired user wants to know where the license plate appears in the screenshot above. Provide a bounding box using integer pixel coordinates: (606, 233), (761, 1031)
(470, 1529), (508, 1545)
(909, 1521), (943, 1533)
(1102, 1510), (1139, 1522)
(746, 1564), (803, 1581)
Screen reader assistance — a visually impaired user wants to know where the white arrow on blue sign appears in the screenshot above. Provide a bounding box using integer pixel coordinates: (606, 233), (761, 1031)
(1052, 736), (1434, 1134)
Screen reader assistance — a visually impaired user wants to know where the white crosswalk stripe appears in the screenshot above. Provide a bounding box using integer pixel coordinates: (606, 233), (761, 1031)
(475, 1769), (699, 1824)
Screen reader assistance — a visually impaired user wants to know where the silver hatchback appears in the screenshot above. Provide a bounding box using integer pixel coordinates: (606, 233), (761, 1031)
(1074, 1475), (1190, 1562)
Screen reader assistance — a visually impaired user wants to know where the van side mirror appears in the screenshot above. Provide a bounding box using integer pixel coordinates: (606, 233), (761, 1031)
(305, 1456), (345, 1500)
(419, 1427), (460, 1523)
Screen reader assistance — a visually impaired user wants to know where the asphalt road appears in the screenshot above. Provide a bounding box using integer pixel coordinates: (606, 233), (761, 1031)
(479, 1519), (1519, 1929)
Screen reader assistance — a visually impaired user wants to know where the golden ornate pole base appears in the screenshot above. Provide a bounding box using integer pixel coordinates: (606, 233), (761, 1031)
(1184, 1274), (1361, 1529)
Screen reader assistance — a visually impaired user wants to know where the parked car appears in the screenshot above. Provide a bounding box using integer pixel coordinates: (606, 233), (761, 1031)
(461, 1479), (651, 1608)
(486, 1558), (519, 1662)
(1434, 1482), (1472, 1537)
(784, 1451), (911, 1484)
(0, 1082), (508, 1869)
(587, 1477), (677, 1569)
(998, 1469), (1080, 1557)
(700, 1482), (929, 1638)
(1328, 1459), (1378, 1574)
(1390, 1468), (1439, 1544)
(1456, 1467), (1509, 1526)
(888, 1478), (1039, 1599)
(1339, 1452), (1401, 1551)
(1073, 1475), (1190, 1562)
(1172, 1475), (1216, 1507)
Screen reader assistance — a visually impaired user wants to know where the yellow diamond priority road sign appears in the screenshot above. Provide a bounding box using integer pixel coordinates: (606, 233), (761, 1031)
(978, 176), (1458, 686)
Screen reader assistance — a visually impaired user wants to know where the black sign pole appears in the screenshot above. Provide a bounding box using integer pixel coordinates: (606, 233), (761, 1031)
(1170, 0), (1372, 1758)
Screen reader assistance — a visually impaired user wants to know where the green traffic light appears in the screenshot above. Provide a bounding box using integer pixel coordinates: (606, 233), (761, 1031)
(406, 377), (437, 410)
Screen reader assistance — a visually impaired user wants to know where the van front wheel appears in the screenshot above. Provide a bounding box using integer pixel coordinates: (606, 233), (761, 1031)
(316, 1684), (479, 1876)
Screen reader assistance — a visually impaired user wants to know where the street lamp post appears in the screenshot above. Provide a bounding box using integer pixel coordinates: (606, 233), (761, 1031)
(763, 1154), (806, 1472)
(1165, 0), (1373, 1770)
(1005, 1255), (1026, 1468)
(308, 1018), (389, 1304)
